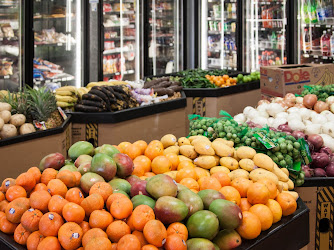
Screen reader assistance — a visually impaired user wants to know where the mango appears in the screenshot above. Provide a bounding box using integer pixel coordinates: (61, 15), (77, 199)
(146, 174), (177, 199)
(95, 144), (120, 158)
(209, 199), (243, 230)
(109, 178), (131, 194)
(186, 210), (219, 240)
(39, 153), (65, 171)
(91, 153), (117, 181)
(74, 155), (92, 168)
(131, 195), (156, 209)
(68, 141), (94, 160)
(198, 190), (225, 210)
(113, 153), (134, 178)
(154, 196), (188, 224)
(113, 189), (130, 198)
(186, 238), (216, 250)
(177, 189), (204, 217)
(80, 172), (105, 194)
(59, 165), (77, 172)
(213, 229), (242, 249)
(130, 180), (150, 197)
(77, 162), (91, 175)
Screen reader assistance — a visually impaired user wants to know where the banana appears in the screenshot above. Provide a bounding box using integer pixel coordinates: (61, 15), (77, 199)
(55, 90), (73, 96)
(77, 88), (89, 99)
(56, 95), (78, 103)
(56, 86), (77, 93)
(57, 101), (74, 108)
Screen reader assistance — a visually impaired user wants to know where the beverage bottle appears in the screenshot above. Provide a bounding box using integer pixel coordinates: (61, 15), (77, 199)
(324, 0), (333, 18)
(330, 31), (334, 56)
(227, 4), (232, 19)
(303, 0), (311, 23)
(262, 7), (267, 28)
(271, 31), (277, 49)
(303, 28), (311, 53)
(267, 7), (273, 28)
(321, 30), (330, 55)
(275, 57), (282, 65)
(310, 0), (318, 23)
(262, 51), (268, 66)
(316, 0), (325, 23)
(231, 3), (237, 19)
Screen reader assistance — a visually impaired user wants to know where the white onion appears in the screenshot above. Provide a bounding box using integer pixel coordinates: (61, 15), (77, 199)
(321, 122), (334, 137)
(243, 106), (255, 116)
(296, 96), (304, 104)
(272, 118), (287, 129)
(234, 114), (246, 124)
(305, 124), (322, 135)
(276, 112), (288, 120)
(288, 120), (306, 131)
(311, 114), (328, 124)
(287, 107), (299, 114)
(267, 103), (284, 117)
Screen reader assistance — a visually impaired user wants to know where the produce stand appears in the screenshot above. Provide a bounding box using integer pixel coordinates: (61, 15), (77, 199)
(0, 198), (308, 250)
(69, 92), (187, 146)
(0, 116), (72, 181)
(296, 178), (334, 250)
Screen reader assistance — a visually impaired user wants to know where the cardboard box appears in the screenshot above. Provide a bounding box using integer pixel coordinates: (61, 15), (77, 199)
(260, 64), (334, 98)
(296, 186), (334, 250)
(0, 120), (72, 181)
(72, 108), (187, 146)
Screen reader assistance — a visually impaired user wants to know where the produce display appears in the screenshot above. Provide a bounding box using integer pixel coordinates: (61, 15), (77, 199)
(300, 84), (334, 102)
(233, 88), (334, 178)
(177, 69), (260, 89)
(144, 76), (183, 97)
(0, 87), (63, 140)
(0, 136), (300, 249)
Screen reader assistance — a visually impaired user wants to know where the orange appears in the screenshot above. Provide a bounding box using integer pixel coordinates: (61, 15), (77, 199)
(199, 177), (222, 191)
(275, 193), (297, 216)
(48, 195), (68, 215)
(194, 167), (210, 179)
(89, 182), (113, 202)
(14, 223), (31, 245)
(151, 156), (172, 174)
(165, 153), (180, 171)
(144, 143), (164, 161)
(142, 245), (159, 250)
(118, 142), (131, 153)
(266, 199), (282, 223)
(37, 236), (61, 250)
(6, 185), (27, 202)
(143, 220), (167, 247)
(179, 178), (199, 191)
(27, 167), (42, 184)
(211, 172), (231, 187)
(133, 140), (148, 155)
(132, 230), (148, 247)
(85, 237), (112, 250)
(106, 193), (129, 211)
(80, 193), (104, 217)
(132, 205), (155, 231)
(164, 234), (187, 250)
(144, 172), (155, 177)
(247, 182), (270, 205)
(65, 188), (85, 205)
(16, 172), (36, 192)
(21, 208), (43, 232)
(89, 210), (113, 230)
(249, 204), (273, 231)
(29, 190), (51, 213)
(26, 231), (45, 250)
(239, 198), (252, 212)
(231, 178), (252, 198)
(47, 179), (68, 197)
(110, 196), (133, 220)
(166, 222), (188, 241)
(80, 221), (91, 235)
(124, 144), (142, 160)
(236, 211), (261, 240)
(177, 161), (194, 171)
(62, 202), (85, 224)
(133, 156), (151, 176)
(82, 228), (108, 248)
(258, 178), (278, 199)
(176, 168), (198, 183)
(58, 222), (83, 250)
(106, 220), (131, 243)
(39, 212), (64, 237)
(219, 186), (241, 206)
(117, 234), (141, 250)
(56, 170), (76, 188)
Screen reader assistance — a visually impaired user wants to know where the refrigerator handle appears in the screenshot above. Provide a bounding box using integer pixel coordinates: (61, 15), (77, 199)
(25, 0), (34, 88)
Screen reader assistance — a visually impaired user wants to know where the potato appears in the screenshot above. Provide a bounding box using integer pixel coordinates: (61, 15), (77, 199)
(253, 153), (274, 172)
(282, 191), (299, 201)
(161, 134), (177, 148)
(249, 168), (279, 185)
(178, 137), (191, 146)
(180, 145), (198, 159)
(194, 141), (215, 156)
(178, 155), (192, 162)
(281, 168), (289, 177)
(213, 138), (234, 147)
(163, 146), (180, 155)
(0, 124), (17, 139)
(228, 169), (249, 180)
(19, 123), (36, 135)
(212, 141), (235, 157)
(0, 118), (3, 131)
(10, 114), (26, 127)
(210, 166), (230, 175)
(220, 157), (239, 170)
(239, 159), (256, 172)
(287, 179), (294, 190)
(0, 110), (11, 123)
(236, 146), (256, 159)
(273, 164), (289, 182)
(194, 156), (216, 169)
(279, 181), (289, 191)
(0, 102), (11, 112)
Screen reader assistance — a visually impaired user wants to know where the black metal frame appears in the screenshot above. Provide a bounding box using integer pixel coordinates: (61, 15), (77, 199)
(24, 0), (34, 88)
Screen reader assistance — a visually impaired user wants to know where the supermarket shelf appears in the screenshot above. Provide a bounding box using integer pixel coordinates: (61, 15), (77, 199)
(33, 15), (75, 20)
(103, 69), (135, 77)
(103, 49), (134, 55)
(34, 42), (74, 47)
(0, 4), (17, 9)
(207, 17), (237, 22)
(208, 31), (222, 35)
(0, 37), (18, 42)
(259, 27), (286, 32)
(33, 76), (75, 86)
(303, 53), (334, 60)
(104, 10), (135, 15)
(208, 48), (237, 54)
(302, 23), (334, 28)
(104, 24), (135, 29)
(104, 36), (136, 41)
(103, 0), (135, 2)
(208, 0), (237, 2)
(260, 47), (285, 52)
(0, 75), (11, 79)
(254, 1), (285, 5)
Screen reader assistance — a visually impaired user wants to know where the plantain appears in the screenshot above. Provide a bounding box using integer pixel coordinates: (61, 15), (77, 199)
(56, 95), (78, 103)
(55, 90), (73, 96)
(57, 101), (75, 108)
(56, 86), (77, 93)
(82, 93), (103, 102)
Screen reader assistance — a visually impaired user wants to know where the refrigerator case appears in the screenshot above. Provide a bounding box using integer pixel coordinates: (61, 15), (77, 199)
(146, 0), (183, 76)
(0, 0), (24, 91)
(244, 0), (288, 72)
(102, 0), (140, 82)
(200, 0), (239, 71)
(298, 0), (334, 64)
(33, 0), (84, 88)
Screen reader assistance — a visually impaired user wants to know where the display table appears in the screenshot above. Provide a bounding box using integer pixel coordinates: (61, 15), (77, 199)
(0, 116), (72, 180)
(68, 93), (187, 146)
(296, 177), (334, 250)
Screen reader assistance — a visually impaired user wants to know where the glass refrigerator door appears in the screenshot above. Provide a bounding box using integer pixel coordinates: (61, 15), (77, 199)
(33, 0), (83, 87)
(0, 0), (24, 91)
(244, 0), (287, 72)
(148, 0), (183, 76)
(298, 0), (334, 64)
(103, 0), (140, 82)
(201, 0), (238, 71)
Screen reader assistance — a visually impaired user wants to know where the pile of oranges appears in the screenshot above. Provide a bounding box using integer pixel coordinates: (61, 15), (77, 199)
(205, 75), (237, 87)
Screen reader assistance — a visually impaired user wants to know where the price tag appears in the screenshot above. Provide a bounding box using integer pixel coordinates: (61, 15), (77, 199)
(58, 107), (68, 120)
(298, 138), (312, 165)
(4, 75), (9, 79)
(324, 56), (328, 59)
(314, 55), (319, 58)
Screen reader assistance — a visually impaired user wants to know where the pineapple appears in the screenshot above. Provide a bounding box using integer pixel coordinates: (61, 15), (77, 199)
(26, 87), (61, 129)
